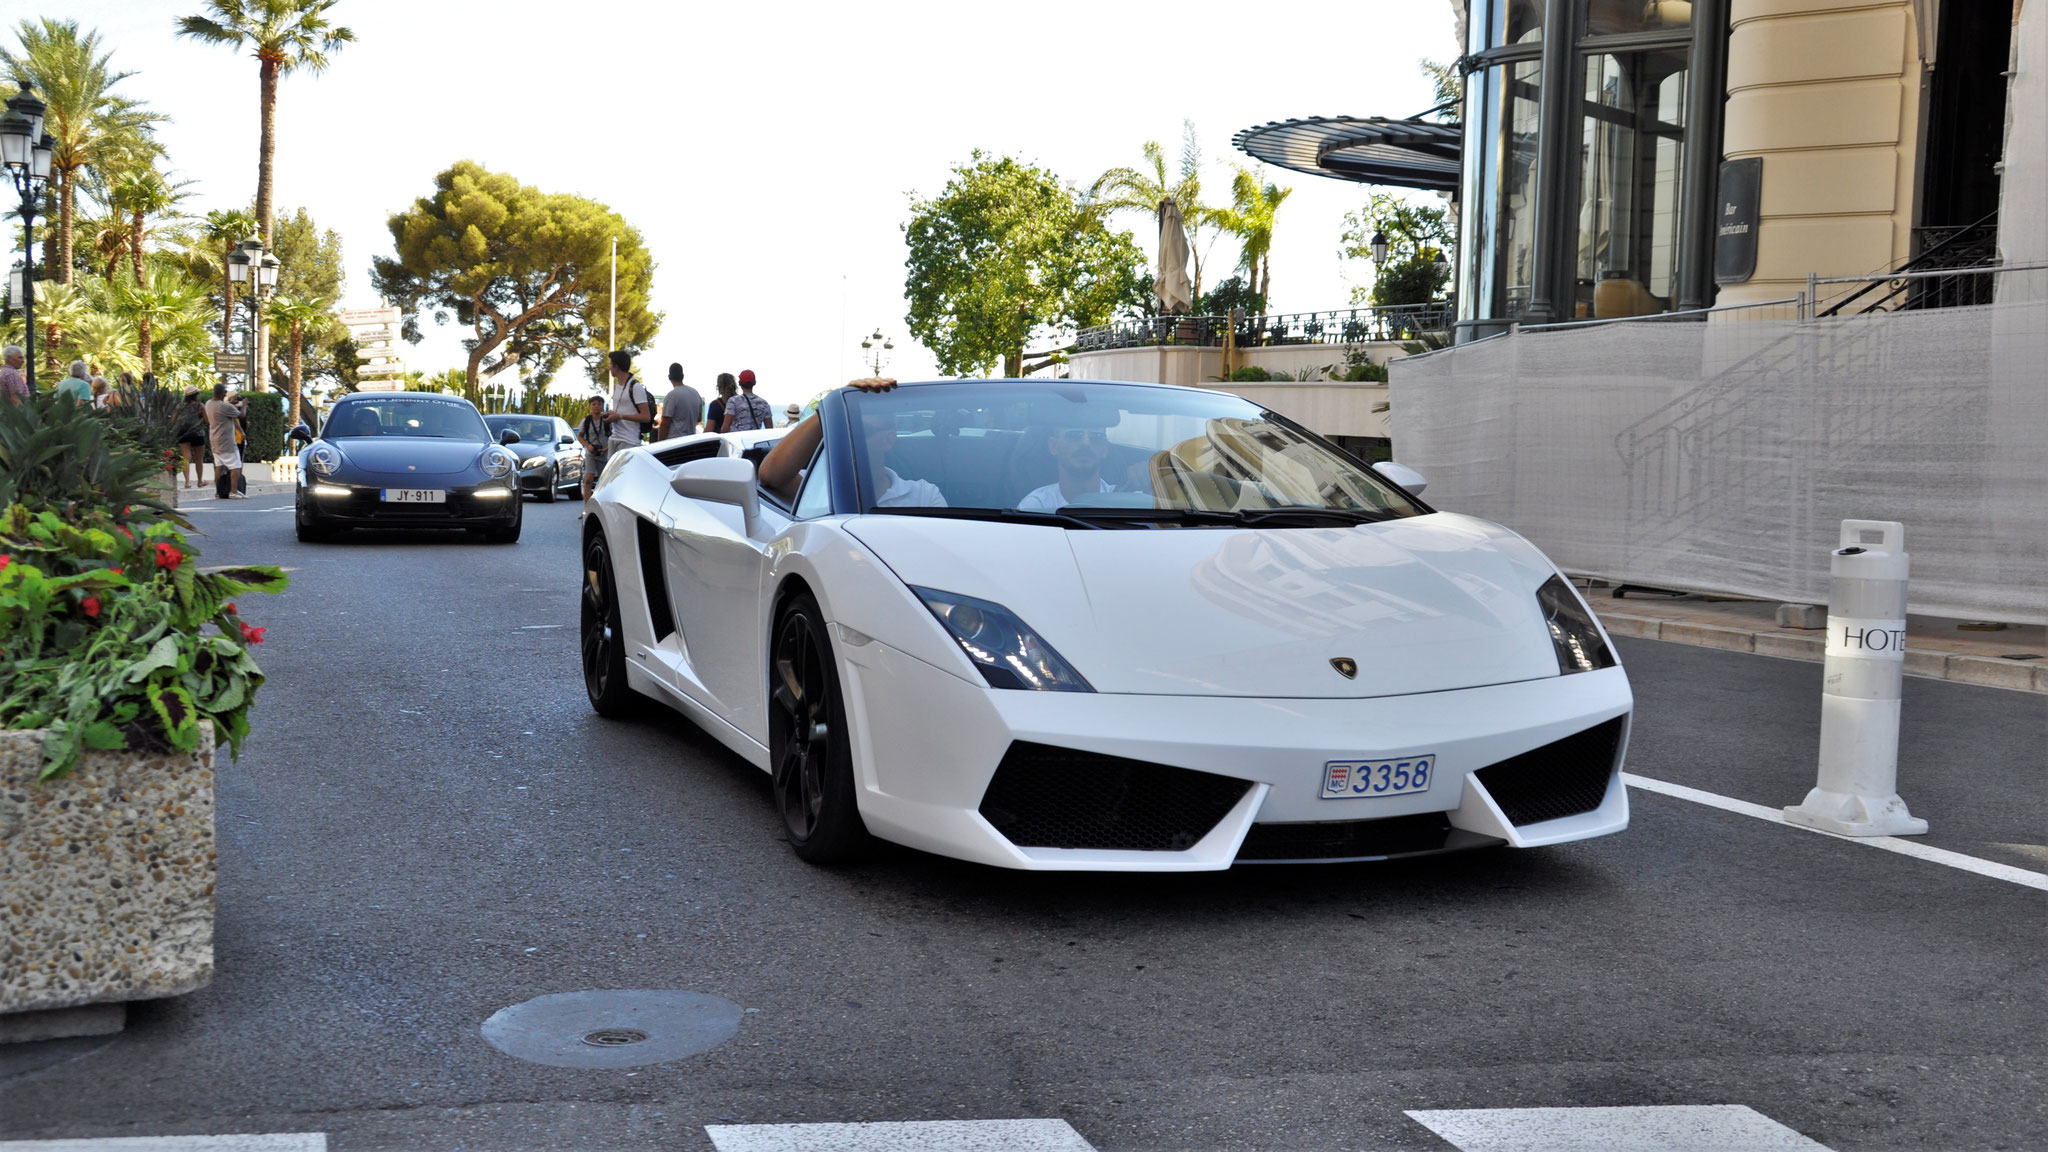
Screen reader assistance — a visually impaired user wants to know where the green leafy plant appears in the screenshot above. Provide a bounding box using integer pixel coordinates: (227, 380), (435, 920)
(0, 505), (286, 779)
(240, 390), (285, 461)
(0, 392), (177, 528)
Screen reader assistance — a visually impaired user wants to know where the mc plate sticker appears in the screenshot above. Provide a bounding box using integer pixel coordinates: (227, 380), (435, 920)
(1322, 755), (1434, 799)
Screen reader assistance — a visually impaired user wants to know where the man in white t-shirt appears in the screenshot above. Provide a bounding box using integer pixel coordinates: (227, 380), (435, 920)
(602, 349), (652, 453)
(1016, 425), (1117, 511)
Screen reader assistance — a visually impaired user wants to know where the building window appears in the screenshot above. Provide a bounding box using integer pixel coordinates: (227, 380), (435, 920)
(1465, 59), (1544, 322)
(1576, 48), (1688, 318)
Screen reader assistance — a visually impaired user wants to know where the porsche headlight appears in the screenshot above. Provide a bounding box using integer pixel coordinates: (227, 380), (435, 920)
(480, 448), (514, 479)
(309, 445), (342, 475)
(1537, 574), (1616, 674)
(912, 587), (1093, 692)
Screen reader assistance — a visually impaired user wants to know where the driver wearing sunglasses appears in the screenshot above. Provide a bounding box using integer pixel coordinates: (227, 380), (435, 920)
(1016, 424), (1121, 512)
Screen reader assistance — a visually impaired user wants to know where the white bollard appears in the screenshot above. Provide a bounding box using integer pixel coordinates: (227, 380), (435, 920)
(1784, 520), (1928, 836)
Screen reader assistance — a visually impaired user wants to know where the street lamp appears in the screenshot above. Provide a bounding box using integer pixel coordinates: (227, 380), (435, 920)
(1369, 230), (1390, 265)
(2, 84), (56, 393)
(859, 328), (893, 376)
(225, 238), (281, 389)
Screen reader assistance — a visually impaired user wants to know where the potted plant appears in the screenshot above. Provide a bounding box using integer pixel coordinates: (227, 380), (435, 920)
(0, 396), (286, 1040)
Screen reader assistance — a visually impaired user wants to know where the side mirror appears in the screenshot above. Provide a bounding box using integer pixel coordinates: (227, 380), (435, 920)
(669, 456), (759, 529)
(498, 429), (522, 445)
(560, 435), (575, 446)
(1373, 460), (1427, 496)
(287, 423), (313, 443)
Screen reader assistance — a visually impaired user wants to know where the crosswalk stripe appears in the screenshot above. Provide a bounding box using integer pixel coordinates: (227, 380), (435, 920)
(1405, 1106), (1831, 1151)
(704, 1119), (1097, 1151)
(0, 1131), (323, 1139)
(1623, 772), (2048, 890)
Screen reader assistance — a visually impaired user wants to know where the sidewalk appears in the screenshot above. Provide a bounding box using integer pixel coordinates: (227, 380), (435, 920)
(1591, 587), (2047, 694)
(165, 460), (296, 506)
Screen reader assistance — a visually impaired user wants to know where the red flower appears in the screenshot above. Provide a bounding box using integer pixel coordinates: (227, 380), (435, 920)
(153, 543), (184, 570)
(239, 623), (266, 645)
(224, 602), (239, 615)
(109, 567), (123, 575)
(0, 554), (10, 571)
(81, 595), (102, 618)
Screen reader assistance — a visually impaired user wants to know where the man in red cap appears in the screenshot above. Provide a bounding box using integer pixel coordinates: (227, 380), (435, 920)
(721, 368), (774, 432)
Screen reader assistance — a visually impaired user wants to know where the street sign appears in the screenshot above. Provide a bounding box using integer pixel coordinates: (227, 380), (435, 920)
(355, 379), (404, 391)
(338, 306), (401, 327)
(357, 363), (406, 378)
(213, 354), (251, 374)
(350, 327), (398, 345)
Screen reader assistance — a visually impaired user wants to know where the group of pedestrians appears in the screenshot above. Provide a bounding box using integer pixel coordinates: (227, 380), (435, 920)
(170, 383), (252, 495)
(573, 355), (796, 508)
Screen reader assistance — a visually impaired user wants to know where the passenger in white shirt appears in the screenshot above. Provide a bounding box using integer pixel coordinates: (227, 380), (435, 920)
(1016, 425), (1117, 511)
(757, 378), (945, 508)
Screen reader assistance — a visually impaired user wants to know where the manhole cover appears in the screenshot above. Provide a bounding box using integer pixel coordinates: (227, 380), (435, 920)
(481, 989), (743, 1069)
(583, 1028), (648, 1046)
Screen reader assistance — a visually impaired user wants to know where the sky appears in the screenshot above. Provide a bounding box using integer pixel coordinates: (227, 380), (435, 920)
(49, 0), (1459, 403)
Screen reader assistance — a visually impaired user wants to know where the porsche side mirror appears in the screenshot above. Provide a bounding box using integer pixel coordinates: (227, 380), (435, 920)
(287, 423), (313, 443)
(670, 456), (759, 529)
(1373, 460), (1427, 496)
(499, 429), (522, 445)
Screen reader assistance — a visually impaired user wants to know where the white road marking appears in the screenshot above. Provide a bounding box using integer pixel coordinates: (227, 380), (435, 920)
(519, 624), (565, 630)
(705, 1119), (1096, 1151)
(0, 1137), (325, 1151)
(1406, 1105), (1831, 1151)
(1624, 773), (2048, 891)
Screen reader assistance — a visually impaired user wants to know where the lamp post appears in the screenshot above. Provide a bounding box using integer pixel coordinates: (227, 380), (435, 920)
(1369, 230), (1390, 266)
(225, 238), (280, 390)
(2, 85), (56, 393)
(859, 328), (894, 376)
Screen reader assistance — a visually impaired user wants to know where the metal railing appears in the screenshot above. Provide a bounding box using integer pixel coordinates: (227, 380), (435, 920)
(1806, 260), (2047, 320)
(1075, 301), (1454, 352)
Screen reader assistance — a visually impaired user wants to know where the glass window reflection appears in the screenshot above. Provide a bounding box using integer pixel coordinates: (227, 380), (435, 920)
(1575, 49), (1688, 317)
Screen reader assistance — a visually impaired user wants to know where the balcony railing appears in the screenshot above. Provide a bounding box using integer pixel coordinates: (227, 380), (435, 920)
(1075, 302), (1454, 352)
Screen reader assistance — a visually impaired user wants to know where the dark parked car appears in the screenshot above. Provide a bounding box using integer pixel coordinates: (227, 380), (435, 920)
(484, 413), (583, 502)
(293, 392), (523, 543)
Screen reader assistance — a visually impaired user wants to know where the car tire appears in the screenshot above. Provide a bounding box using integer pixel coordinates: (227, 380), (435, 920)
(483, 502), (522, 543)
(768, 592), (871, 864)
(537, 481), (557, 504)
(295, 509), (331, 543)
(582, 529), (637, 717)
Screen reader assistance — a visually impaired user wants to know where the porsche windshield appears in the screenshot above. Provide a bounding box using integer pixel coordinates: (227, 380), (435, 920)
(842, 382), (1423, 523)
(328, 397), (491, 441)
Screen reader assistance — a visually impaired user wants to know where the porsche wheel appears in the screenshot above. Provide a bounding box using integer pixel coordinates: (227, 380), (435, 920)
(483, 502), (522, 543)
(769, 594), (870, 864)
(582, 530), (635, 717)
(295, 508), (331, 543)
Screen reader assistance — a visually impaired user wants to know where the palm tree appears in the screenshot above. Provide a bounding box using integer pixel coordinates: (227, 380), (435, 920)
(0, 19), (161, 285)
(67, 310), (141, 376)
(110, 169), (185, 286)
(1090, 122), (1212, 306)
(266, 292), (326, 426)
(175, 1), (354, 245)
(1209, 166), (1293, 309)
(31, 280), (90, 375)
(113, 267), (208, 373)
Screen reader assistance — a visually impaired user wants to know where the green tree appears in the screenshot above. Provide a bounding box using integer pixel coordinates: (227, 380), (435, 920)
(905, 152), (1147, 377)
(192, 207), (258, 350)
(1089, 122), (1212, 306)
(1, 20), (161, 287)
(1209, 166), (1292, 310)
(108, 171), (187, 366)
(371, 160), (660, 393)
(175, 1), (354, 245)
(1342, 192), (1452, 307)
(110, 266), (206, 374)
(265, 292), (325, 425)
(1420, 58), (1462, 120)
(261, 205), (342, 388)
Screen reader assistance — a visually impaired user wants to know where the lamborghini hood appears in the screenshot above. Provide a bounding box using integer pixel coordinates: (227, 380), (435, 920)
(843, 512), (1569, 698)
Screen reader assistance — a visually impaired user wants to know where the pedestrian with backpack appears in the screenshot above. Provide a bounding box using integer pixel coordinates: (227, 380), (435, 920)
(602, 350), (653, 453)
(721, 368), (773, 432)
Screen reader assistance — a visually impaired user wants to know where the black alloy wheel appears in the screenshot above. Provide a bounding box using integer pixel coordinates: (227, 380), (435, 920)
(294, 505), (331, 543)
(582, 530), (635, 716)
(768, 593), (870, 864)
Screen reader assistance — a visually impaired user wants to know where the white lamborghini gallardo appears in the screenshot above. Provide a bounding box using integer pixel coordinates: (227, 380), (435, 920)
(581, 379), (1630, 870)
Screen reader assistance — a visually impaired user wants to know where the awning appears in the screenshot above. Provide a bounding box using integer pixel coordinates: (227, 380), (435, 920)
(1231, 116), (1461, 193)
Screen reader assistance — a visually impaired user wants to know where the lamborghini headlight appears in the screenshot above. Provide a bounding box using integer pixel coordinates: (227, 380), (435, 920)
(309, 445), (342, 475)
(912, 586), (1093, 692)
(480, 448), (514, 479)
(1537, 574), (1616, 674)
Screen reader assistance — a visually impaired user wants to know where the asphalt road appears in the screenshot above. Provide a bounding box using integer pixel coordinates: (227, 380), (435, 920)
(2, 491), (2042, 1151)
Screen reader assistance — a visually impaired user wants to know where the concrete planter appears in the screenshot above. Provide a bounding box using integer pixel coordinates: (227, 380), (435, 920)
(0, 723), (216, 1039)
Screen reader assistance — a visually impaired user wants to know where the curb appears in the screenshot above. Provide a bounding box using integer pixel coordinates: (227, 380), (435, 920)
(1598, 610), (2048, 694)
(177, 483), (296, 504)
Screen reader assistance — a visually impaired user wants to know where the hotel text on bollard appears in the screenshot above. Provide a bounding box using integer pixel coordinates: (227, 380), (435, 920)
(1784, 520), (1928, 836)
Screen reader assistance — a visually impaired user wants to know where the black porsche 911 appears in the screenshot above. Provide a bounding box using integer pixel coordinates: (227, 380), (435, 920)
(292, 392), (524, 543)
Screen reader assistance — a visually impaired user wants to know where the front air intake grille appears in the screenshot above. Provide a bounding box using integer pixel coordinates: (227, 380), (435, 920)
(1236, 813), (1466, 862)
(979, 743), (1252, 851)
(1473, 717), (1625, 826)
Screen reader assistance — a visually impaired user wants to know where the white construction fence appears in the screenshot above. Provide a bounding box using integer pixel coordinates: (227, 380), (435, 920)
(1390, 294), (2048, 626)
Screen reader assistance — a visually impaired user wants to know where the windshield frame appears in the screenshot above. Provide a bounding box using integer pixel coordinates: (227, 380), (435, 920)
(326, 394), (493, 443)
(835, 379), (1430, 524)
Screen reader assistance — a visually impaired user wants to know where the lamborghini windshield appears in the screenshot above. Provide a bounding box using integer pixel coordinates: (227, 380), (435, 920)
(842, 382), (1423, 524)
